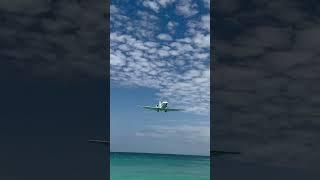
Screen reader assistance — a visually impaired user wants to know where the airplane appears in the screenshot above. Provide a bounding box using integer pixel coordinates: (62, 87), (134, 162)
(143, 101), (183, 112)
(88, 139), (240, 156)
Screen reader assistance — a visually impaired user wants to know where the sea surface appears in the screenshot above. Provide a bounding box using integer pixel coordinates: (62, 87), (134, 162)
(110, 152), (210, 180)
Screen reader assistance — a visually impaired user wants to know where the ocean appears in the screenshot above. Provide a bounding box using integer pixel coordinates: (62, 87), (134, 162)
(110, 152), (210, 180)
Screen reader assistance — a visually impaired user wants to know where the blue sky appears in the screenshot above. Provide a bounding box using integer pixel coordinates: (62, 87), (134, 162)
(110, 0), (210, 156)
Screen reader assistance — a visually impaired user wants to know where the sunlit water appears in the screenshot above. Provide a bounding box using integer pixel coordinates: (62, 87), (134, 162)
(110, 152), (210, 180)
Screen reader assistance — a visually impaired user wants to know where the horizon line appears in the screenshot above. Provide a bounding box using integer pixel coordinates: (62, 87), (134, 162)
(110, 150), (210, 157)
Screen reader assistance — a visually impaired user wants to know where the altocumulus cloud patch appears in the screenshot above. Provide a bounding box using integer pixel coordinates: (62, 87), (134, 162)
(110, 0), (210, 115)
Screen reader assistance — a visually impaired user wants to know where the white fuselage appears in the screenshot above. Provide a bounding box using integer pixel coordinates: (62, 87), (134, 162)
(143, 100), (181, 112)
(156, 101), (168, 111)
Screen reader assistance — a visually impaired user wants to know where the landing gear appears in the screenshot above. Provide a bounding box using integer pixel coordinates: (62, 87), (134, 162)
(165, 110), (167, 112)
(157, 109), (159, 112)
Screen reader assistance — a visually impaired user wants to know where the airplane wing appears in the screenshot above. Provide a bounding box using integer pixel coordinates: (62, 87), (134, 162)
(143, 106), (159, 111)
(88, 140), (240, 156)
(165, 108), (183, 111)
(88, 139), (109, 144)
(211, 150), (240, 156)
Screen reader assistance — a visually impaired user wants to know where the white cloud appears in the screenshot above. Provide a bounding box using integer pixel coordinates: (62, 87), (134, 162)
(201, 15), (210, 32)
(141, 0), (176, 12)
(158, 49), (170, 57)
(110, 5), (119, 14)
(193, 33), (210, 48)
(110, 52), (126, 66)
(195, 52), (210, 59)
(136, 123), (210, 144)
(142, 1), (160, 12)
(203, 0), (210, 9)
(157, 33), (173, 41)
(176, 0), (198, 17)
(186, 14), (210, 37)
(158, 0), (176, 7)
(167, 21), (178, 34)
(111, 5), (159, 39)
(167, 21), (174, 29)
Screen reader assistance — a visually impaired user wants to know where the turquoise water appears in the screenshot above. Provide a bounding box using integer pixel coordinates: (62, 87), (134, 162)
(110, 152), (210, 180)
